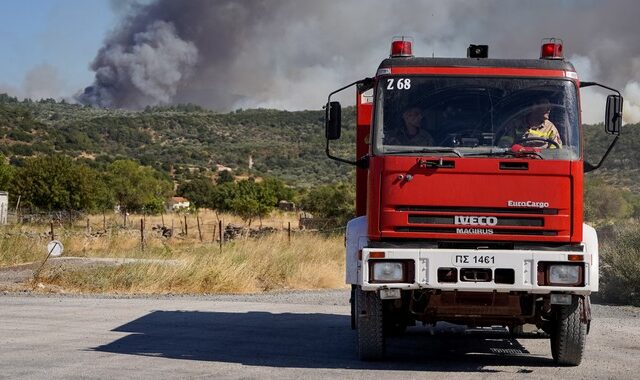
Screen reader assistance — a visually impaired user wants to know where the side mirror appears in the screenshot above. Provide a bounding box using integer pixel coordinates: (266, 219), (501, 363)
(605, 94), (623, 135)
(325, 101), (342, 140)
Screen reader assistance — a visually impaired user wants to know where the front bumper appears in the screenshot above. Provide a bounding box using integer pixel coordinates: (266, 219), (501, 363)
(360, 247), (594, 295)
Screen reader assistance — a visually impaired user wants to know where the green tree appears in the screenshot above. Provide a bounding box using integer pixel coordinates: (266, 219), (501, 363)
(107, 160), (172, 213)
(217, 170), (234, 184)
(301, 182), (355, 228)
(261, 177), (294, 202)
(231, 196), (261, 226)
(230, 180), (277, 226)
(10, 155), (110, 211)
(207, 179), (279, 226)
(176, 177), (216, 209)
(0, 154), (13, 190)
(210, 182), (238, 213)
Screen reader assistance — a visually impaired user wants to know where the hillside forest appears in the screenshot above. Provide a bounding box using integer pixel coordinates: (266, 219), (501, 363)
(1, 93), (640, 225)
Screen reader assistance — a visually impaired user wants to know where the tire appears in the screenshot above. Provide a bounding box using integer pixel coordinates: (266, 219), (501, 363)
(356, 286), (385, 361)
(550, 296), (587, 366)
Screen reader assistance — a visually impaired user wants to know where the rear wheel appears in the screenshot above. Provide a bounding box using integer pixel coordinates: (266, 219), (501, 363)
(550, 296), (587, 366)
(356, 287), (385, 361)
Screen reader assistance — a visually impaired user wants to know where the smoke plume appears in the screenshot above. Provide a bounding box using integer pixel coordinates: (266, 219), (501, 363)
(1, 64), (64, 101)
(78, 20), (198, 108)
(78, 0), (640, 123)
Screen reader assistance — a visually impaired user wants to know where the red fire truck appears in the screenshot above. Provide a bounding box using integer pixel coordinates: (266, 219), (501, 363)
(324, 37), (623, 366)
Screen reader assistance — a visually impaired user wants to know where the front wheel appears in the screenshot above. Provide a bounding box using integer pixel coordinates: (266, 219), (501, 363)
(356, 287), (385, 361)
(550, 296), (588, 366)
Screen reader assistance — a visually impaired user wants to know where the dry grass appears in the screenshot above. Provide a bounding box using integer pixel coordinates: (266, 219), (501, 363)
(38, 233), (345, 294)
(0, 233), (47, 267)
(1, 212), (345, 294)
(82, 209), (299, 232)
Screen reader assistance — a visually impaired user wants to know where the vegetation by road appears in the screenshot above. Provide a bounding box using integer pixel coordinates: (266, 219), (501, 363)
(0, 211), (345, 294)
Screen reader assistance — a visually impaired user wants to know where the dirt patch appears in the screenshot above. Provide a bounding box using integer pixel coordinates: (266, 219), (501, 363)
(0, 262), (38, 291)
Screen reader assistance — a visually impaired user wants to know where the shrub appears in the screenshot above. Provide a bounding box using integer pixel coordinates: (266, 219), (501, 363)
(10, 155), (111, 211)
(584, 178), (636, 221)
(599, 223), (640, 306)
(300, 182), (355, 228)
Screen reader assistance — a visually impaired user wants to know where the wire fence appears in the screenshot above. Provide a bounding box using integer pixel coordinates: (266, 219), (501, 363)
(0, 211), (347, 251)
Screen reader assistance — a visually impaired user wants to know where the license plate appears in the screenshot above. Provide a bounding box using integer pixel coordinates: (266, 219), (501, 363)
(452, 254), (496, 266)
(379, 288), (401, 300)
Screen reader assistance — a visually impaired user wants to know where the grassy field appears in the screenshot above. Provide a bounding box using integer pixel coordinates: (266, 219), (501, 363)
(0, 211), (346, 294)
(3, 211), (639, 305)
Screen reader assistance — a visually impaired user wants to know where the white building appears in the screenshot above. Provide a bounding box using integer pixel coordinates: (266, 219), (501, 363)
(216, 164), (233, 172)
(168, 196), (190, 210)
(0, 191), (8, 225)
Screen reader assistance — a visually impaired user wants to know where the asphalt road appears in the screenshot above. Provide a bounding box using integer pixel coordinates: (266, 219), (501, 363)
(0, 290), (639, 379)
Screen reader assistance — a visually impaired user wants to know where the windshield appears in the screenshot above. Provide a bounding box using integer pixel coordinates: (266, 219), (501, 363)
(373, 76), (580, 160)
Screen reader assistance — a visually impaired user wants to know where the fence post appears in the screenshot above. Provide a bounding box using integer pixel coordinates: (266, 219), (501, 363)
(161, 212), (165, 228)
(103, 212), (106, 230)
(288, 222), (291, 244)
(218, 220), (223, 252)
(140, 218), (145, 251)
(197, 214), (203, 242)
(15, 195), (21, 223)
(50, 222), (55, 241)
(212, 224), (217, 243)
(184, 215), (188, 236)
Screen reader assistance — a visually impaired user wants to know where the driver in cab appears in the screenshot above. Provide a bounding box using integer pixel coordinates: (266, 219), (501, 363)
(385, 106), (434, 146)
(502, 98), (563, 149)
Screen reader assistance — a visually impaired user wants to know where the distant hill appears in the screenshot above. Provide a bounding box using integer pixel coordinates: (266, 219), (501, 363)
(0, 93), (637, 190)
(584, 123), (640, 193)
(0, 94), (356, 186)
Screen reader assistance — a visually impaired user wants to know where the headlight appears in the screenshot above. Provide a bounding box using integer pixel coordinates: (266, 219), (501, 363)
(548, 264), (581, 285)
(371, 261), (404, 283)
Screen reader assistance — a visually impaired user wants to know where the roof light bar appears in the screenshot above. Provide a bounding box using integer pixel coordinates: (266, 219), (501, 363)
(390, 36), (413, 58)
(540, 38), (564, 60)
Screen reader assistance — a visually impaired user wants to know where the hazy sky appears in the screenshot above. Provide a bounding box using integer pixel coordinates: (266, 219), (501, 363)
(1, 0), (638, 124)
(0, 0), (116, 98)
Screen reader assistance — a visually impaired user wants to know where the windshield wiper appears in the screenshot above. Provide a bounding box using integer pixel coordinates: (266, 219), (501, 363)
(384, 147), (464, 157)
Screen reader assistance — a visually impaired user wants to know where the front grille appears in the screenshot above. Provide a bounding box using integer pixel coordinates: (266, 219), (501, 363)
(408, 215), (543, 227)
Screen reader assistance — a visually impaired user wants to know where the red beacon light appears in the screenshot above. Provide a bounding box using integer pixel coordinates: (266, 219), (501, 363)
(390, 36), (414, 58)
(540, 38), (564, 60)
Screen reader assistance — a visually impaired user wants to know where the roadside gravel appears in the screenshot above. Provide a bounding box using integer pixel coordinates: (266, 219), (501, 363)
(1, 288), (350, 304)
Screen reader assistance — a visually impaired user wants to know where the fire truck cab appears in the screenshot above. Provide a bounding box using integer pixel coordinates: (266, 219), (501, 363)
(325, 38), (623, 366)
